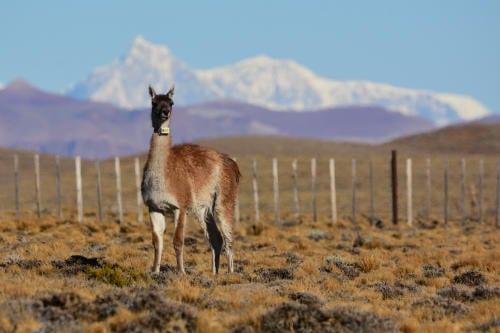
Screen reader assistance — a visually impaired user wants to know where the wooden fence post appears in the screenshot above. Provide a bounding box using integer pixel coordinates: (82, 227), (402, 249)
(273, 158), (280, 225)
(34, 154), (41, 218)
(75, 156), (83, 224)
(252, 159), (260, 224)
(426, 158), (431, 218)
(134, 157), (143, 224)
(496, 160), (499, 228)
(311, 158), (317, 222)
(55, 155), (62, 218)
(291, 159), (299, 220)
(391, 150), (398, 225)
(351, 159), (357, 224)
(369, 159), (375, 225)
(115, 157), (124, 227)
(234, 190), (240, 226)
(329, 158), (337, 224)
(479, 159), (484, 224)
(14, 154), (20, 220)
(406, 158), (412, 226)
(444, 160), (449, 227)
(95, 160), (103, 222)
(461, 159), (467, 225)
(232, 157), (240, 226)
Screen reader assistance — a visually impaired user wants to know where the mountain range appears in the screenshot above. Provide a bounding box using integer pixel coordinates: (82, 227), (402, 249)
(0, 36), (496, 158)
(0, 80), (435, 158)
(66, 36), (491, 126)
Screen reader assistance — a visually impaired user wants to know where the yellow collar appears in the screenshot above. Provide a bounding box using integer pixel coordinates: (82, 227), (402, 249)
(157, 127), (170, 136)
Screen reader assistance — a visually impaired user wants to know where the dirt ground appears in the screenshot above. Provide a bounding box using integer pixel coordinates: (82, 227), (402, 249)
(0, 210), (499, 332)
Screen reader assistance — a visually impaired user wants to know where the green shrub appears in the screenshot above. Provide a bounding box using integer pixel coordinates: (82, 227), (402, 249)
(86, 264), (151, 287)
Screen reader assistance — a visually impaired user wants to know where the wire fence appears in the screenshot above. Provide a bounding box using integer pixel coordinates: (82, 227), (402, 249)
(0, 152), (499, 227)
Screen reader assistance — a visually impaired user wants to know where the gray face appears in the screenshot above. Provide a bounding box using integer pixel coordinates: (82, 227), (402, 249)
(149, 85), (175, 132)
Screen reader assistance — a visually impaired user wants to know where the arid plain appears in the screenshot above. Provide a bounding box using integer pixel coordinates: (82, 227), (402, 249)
(0, 128), (499, 332)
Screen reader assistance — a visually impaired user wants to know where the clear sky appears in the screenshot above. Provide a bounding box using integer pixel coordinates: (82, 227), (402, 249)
(1, 0), (499, 113)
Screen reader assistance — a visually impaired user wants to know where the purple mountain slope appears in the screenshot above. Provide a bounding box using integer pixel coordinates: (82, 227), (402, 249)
(474, 114), (500, 123)
(0, 80), (435, 158)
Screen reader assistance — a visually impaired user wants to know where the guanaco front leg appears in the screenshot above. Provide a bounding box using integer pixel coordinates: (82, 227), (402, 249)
(150, 211), (166, 274)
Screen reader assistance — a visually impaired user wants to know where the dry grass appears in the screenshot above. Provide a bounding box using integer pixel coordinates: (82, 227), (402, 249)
(0, 209), (498, 332)
(0, 136), (499, 331)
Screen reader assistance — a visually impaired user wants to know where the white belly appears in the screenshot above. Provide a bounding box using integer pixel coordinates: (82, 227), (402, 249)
(141, 169), (178, 212)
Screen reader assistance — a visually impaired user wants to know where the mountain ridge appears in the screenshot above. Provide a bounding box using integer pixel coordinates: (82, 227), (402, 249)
(66, 36), (491, 125)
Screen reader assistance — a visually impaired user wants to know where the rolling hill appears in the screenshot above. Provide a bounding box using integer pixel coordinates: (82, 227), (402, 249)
(384, 123), (500, 155)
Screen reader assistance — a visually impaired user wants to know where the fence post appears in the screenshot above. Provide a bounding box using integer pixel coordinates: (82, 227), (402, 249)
(95, 160), (103, 222)
(75, 156), (83, 224)
(426, 158), (431, 219)
(252, 159), (260, 224)
(391, 150), (398, 225)
(461, 159), (466, 225)
(291, 159), (299, 220)
(232, 157), (240, 226)
(115, 157), (124, 227)
(273, 158), (280, 225)
(496, 160), (499, 228)
(234, 189), (240, 226)
(134, 157), (143, 224)
(311, 158), (317, 222)
(14, 154), (20, 220)
(406, 158), (412, 226)
(329, 158), (337, 224)
(55, 155), (62, 218)
(444, 160), (449, 227)
(351, 159), (357, 224)
(478, 159), (484, 224)
(34, 154), (41, 218)
(369, 159), (375, 224)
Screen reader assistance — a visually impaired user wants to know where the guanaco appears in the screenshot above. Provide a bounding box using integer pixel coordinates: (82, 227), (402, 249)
(141, 84), (241, 274)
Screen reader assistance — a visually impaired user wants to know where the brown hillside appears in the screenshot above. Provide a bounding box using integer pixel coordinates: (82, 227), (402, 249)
(193, 136), (378, 156)
(384, 123), (500, 155)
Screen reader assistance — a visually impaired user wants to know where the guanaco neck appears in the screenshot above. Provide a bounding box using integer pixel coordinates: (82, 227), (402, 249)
(147, 122), (173, 174)
(148, 131), (171, 160)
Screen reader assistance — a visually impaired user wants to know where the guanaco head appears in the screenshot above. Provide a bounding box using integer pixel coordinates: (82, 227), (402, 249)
(148, 84), (175, 134)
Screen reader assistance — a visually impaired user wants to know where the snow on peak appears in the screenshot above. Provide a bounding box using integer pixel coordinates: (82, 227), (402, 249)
(67, 36), (207, 109)
(235, 54), (290, 67)
(66, 37), (492, 123)
(435, 93), (490, 120)
(127, 35), (173, 65)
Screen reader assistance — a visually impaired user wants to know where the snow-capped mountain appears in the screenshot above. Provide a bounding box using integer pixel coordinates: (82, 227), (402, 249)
(67, 36), (491, 125)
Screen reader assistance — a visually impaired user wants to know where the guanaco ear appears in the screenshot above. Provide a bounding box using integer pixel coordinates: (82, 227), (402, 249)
(167, 84), (175, 99)
(148, 85), (156, 99)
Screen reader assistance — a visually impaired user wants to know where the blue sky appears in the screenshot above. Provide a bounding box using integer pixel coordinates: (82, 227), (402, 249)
(1, 1), (499, 113)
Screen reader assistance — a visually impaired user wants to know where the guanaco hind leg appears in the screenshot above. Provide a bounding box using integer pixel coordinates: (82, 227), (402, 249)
(215, 205), (235, 273)
(173, 209), (187, 274)
(205, 210), (223, 274)
(149, 211), (166, 274)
